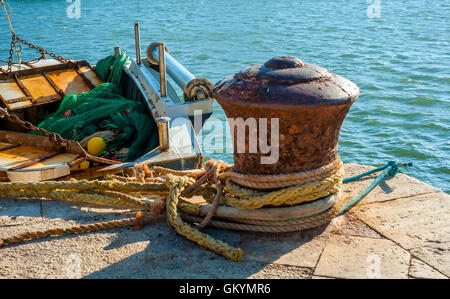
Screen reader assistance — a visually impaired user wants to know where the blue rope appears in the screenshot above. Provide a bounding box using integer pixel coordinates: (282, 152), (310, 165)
(339, 161), (413, 214)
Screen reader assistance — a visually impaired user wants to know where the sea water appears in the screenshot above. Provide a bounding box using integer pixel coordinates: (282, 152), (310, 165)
(0, 0), (448, 192)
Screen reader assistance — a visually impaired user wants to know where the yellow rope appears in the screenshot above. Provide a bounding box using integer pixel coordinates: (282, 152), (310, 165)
(1, 190), (161, 210)
(165, 175), (242, 262)
(0, 0), (14, 35)
(220, 165), (344, 209)
(220, 156), (342, 190)
(0, 212), (159, 248)
(0, 179), (171, 194)
(178, 202), (203, 216)
(0, 159), (344, 262)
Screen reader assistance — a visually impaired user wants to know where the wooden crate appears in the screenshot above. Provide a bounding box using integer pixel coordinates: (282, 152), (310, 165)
(0, 59), (102, 111)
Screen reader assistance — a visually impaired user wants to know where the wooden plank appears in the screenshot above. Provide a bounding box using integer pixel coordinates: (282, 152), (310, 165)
(74, 67), (95, 90)
(0, 144), (19, 152)
(20, 74), (60, 103)
(6, 152), (78, 182)
(5, 96), (33, 104)
(0, 130), (86, 155)
(0, 59), (100, 110)
(0, 137), (80, 182)
(0, 145), (53, 170)
(0, 147), (78, 182)
(13, 74), (32, 99)
(0, 142), (14, 148)
(0, 78), (26, 102)
(78, 65), (103, 87)
(42, 72), (65, 99)
(7, 164), (71, 182)
(20, 152), (79, 170)
(27, 59), (62, 68)
(3, 99), (34, 110)
(0, 64), (31, 73)
(8, 151), (62, 171)
(47, 69), (91, 96)
(0, 60), (90, 80)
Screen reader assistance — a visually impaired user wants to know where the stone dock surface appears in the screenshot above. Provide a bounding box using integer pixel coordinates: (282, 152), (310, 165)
(0, 163), (448, 279)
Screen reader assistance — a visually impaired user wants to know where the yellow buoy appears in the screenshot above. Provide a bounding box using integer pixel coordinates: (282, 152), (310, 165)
(70, 161), (90, 171)
(87, 137), (107, 156)
(79, 161), (90, 169)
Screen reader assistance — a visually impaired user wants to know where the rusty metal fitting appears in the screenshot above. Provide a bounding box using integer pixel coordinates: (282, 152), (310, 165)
(156, 116), (171, 151)
(183, 78), (213, 101)
(213, 56), (359, 175)
(146, 42), (170, 66)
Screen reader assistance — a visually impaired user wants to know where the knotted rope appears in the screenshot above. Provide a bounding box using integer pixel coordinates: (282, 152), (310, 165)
(164, 174), (242, 261)
(0, 211), (160, 248)
(0, 159), (411, 262)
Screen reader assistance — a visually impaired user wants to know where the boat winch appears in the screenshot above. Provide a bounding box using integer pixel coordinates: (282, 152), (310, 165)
(145, 41), (213, 102)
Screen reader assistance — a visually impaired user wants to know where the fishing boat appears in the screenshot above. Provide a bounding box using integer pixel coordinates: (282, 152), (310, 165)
(0, 15), (213, 182)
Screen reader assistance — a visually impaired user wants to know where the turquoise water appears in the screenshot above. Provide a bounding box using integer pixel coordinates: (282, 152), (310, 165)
(1, 0), (449, 192)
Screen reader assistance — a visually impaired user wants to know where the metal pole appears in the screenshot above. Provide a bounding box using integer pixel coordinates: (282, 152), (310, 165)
(151, 47), (195, 89)
(114, 46), (121, 58)
(134, 23), (141, 64)
(156, 117), (171, 151)
(158, 44), (167, 98)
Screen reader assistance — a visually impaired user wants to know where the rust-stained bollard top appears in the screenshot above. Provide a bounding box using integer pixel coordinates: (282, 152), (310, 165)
(213, 56), (359, 175)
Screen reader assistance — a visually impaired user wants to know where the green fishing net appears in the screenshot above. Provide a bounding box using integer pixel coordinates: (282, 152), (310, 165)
(36, 52), (158, 162)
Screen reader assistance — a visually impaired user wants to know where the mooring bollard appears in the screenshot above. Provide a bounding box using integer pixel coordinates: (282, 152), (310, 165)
(213, 56), (360, 176)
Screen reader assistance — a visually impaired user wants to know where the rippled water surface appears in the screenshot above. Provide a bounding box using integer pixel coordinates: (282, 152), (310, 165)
(1, 0), (449, 192)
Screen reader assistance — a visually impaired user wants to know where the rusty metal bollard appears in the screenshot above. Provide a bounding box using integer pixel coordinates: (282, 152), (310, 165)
(213, 56), (359, 175)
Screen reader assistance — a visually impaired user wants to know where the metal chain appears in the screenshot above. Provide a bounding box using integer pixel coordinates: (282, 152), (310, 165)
(5, 35), (72, 70)
(0, 54), (44, 67)
(4, 35), (72, 73)
(6, 33), (16, 72)
(1, 0), (72, 72)
(15, 35), (72, 64)
(0, 107), (68, 147)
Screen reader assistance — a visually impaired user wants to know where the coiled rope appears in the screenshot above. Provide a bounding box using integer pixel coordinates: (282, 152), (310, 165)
(0, 159), (411, 262)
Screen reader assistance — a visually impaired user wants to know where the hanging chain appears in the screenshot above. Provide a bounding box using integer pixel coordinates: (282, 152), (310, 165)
(0, 107), (68, 147)
(14, 37), (21, 65)
(5, 34), (73, 72)
(14, 35), (72, 64)
(6, 33), (15, 72)
(2, 0), (73, 73)
(2, 0), (17, 72)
